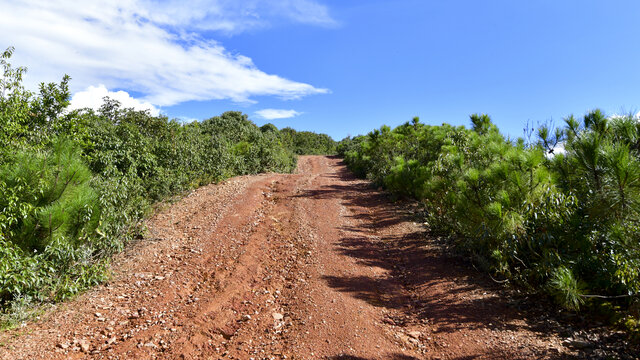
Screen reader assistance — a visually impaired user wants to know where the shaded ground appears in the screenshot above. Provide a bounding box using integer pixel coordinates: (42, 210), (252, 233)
(0, 156), (634, 359)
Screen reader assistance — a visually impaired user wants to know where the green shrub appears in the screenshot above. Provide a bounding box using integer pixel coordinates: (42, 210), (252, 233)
(549, 266), (585, 311)
(341, 112), (640, 313)
(0, 140), (99, 252)
(280, 127), (337, 155)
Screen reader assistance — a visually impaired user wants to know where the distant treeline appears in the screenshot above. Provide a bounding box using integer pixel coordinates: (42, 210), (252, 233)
(0, 47), (333, 318)
(260, 123), (337, 156)
(338, 113), (640, 329)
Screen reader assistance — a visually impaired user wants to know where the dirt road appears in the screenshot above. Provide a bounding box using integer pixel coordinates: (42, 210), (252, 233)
(0, 156), (577, 359)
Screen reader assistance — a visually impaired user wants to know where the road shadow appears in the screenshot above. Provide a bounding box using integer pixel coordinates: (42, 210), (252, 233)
(297, 158), (523, 332)
(295, 157), (635, 360)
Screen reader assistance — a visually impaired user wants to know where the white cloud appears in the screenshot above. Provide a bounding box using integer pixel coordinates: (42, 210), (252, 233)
(69, 85), (161, 116)
(610, 112), (640, 120)
(0, 0), (331, 107)
(255, 108), (302, 120)
(545, 142), (566, 158)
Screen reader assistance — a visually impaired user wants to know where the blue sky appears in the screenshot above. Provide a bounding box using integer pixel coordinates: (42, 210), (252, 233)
(3, 0), (640, 140)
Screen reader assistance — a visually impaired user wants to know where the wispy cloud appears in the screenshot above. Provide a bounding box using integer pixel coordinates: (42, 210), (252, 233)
(139, 0), (338, 34)
(255, 108), (302, 120)
(0, 0), (331, 107)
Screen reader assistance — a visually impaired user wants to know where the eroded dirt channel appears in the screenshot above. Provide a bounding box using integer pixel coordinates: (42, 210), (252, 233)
(0, 156), (581, 359)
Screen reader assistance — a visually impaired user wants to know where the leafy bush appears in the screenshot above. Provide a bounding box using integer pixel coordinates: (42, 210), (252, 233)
(279, 127), (337, 155)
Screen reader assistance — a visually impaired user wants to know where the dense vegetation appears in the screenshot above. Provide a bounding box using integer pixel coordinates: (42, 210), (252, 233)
(338, 113), (640, 325)
(0, 47), (331, 319)
(276, 126), (337, 155)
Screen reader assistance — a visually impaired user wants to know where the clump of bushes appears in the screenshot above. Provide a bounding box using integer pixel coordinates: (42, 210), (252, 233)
(278, 126), (337, 155)
(0, 47), (305, 316)
(339, 112), (640, 315)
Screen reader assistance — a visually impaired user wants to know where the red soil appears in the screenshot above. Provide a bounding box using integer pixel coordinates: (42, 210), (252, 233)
(0, 156), (574, 359)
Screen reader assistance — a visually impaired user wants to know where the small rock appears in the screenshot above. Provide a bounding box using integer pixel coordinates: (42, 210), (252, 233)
(408, 331), (421, 339)
(78, 339), (90, 352)
(57, 343), (69, 350)
(564, 338), (592, 349)
(241, 314), (252, 321)
(272, 312), (284, 321)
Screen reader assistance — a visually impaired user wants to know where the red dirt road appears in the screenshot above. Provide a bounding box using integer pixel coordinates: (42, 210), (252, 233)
(0, 156), (572, 359)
